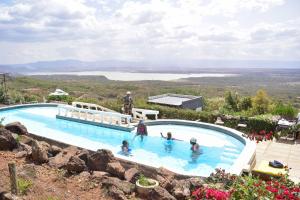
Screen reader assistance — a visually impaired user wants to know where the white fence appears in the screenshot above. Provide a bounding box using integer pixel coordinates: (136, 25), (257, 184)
(57, 105), (132, 127)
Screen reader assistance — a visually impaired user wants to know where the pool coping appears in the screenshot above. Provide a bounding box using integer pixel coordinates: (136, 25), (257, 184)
(0, 103), (256, 176)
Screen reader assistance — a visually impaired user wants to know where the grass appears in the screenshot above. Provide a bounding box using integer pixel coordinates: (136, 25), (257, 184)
(17, 178), (33, 195)
(137, 174), (156, 187)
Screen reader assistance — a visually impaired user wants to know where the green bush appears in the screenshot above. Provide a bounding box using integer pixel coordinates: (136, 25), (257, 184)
(47, 95), (74, 104)
(272, 103), (297, 119)
(17, 178), (33, 195)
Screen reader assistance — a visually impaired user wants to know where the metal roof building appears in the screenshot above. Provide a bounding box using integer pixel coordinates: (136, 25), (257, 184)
(148, 93), (203, 111)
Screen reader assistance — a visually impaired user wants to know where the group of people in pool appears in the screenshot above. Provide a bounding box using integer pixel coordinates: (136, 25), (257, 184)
(120, 120), (201, 161)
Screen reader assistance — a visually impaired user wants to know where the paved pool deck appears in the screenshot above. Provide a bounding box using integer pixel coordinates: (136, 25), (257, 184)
(255, 138), (300, 183)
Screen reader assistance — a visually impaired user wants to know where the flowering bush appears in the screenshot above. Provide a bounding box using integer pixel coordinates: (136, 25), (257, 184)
(192, 171), (300, 200)
(246, 130), (273, 143)
(192, 187), (230, 200)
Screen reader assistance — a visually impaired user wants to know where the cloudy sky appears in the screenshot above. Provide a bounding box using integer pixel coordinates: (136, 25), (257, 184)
(0, 0), (299, 65)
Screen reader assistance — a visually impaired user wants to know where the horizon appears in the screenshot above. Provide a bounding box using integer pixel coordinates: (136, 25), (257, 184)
(0, 0), (300, 67)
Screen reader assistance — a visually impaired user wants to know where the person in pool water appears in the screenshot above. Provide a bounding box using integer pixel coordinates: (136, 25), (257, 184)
(133, 120), (148, 142)
(121, 140), (132, 156)
(190, 137), (201, 163)
(160, 132), (182, 153)
(160, 132), (182, 141)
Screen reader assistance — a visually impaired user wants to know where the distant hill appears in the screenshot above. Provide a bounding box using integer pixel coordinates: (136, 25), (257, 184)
(1, 59), (299, 74)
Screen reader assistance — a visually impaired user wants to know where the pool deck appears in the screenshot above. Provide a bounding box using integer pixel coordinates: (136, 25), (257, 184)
(255, 138), (300, 183)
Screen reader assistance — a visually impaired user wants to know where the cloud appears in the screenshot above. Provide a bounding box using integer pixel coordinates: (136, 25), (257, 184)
(0, 0), (299, 64)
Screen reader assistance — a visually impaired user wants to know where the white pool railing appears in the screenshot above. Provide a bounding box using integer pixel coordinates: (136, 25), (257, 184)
(57, 105), (132, 128)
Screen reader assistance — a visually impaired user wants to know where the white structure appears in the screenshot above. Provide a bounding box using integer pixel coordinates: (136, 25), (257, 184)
(57, 105), (133, 130)
(132, 108), (159, 120)
(49, 89), (69, 96)
(278, 119), (296, 127)
(72, 101), (115, 112)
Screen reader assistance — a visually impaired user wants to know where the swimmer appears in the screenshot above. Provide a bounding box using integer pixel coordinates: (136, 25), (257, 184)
(121, 140), (132, 156)
(160, 132), (182, 141)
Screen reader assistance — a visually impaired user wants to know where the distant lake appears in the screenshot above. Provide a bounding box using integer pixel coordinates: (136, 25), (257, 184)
(28, 71), (237, 81)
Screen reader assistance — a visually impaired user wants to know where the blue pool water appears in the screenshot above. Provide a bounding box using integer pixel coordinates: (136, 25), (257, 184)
(0, 106), (245, 176)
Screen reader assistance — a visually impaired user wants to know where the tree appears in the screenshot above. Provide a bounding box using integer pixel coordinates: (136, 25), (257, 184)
(224, 91), (238, 111)
(252, 89), (270, 114)
(238, 96), (252, 111)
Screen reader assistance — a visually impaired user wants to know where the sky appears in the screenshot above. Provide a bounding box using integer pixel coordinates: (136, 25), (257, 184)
(0, 0), (299, 65)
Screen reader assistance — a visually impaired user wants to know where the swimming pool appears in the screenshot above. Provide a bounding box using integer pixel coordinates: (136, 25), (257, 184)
(0, 104), (256, 176)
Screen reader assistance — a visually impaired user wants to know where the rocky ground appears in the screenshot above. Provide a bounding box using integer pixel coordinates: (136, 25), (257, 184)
(0, 122), (204, 200)
(0, 151), (111, 200)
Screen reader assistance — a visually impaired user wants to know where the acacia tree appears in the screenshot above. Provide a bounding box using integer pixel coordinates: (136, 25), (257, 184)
(224, 91), (238, 112)
(252, 89), (270, 114)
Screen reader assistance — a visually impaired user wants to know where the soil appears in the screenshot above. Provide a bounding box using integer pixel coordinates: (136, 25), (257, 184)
(0, 151), (112, 200)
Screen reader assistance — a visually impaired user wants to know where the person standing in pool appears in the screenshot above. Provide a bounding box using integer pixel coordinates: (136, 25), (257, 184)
(190, 137), (201, 163)
(132, 120), (148, 142)
(160, 132), (182, 141)
(136, 120), (148, 136)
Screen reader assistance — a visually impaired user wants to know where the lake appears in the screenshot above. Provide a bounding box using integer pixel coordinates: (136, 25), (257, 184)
(28, 71), (237, 81)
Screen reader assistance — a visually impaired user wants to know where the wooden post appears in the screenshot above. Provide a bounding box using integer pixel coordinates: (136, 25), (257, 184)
(8, 162), (18, 195)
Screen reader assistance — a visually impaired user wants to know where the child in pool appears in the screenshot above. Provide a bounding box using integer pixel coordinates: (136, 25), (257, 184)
(121, 140), (132, 156)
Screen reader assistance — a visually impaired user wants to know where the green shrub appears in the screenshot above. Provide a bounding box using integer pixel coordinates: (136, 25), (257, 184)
(17, 178), (33, 195)
(272, 103), (297, 119)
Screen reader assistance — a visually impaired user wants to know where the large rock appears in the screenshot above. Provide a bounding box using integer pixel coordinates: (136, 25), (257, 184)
(31, 140), (49, 164)
(106, 162), (125, 179)
(172, 179), (191, 200)
(65, 156), (86, 173)
(48, 146), (80, 168)
(87, 149), (115, 171)
(148, 186), (176, 200)
(124, 168), (140, 183)
(0, 128), (18, 151)
(4, 122), (28, 135)
(49, 145), (62, 157)
(77, 149), (90, 163)
(101, 176), (135, 195)
(106, 185), (128, 200)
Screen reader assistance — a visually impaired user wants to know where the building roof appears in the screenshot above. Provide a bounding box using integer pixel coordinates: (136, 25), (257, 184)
(49, 89), (69, 96)
(148, 93), (201, 106)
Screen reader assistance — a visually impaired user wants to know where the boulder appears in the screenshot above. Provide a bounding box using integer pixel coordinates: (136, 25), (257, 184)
(101, 176), (135, 195)
(77, 149), (90, 163)
(106, 185), (128, 200)
(148, 186), (176, 200)
(124, 168), (140, 183)
(4, 122), (28, 135)
(49, 145), (62, 157)
(156, 175), (173, 192)
(48, 146), (80, 168)
(65, 156), (86, 173)
(172, 179), (191, 200)
(15, 151), (27, 158)
(106, 162), (125, 179)
(19, 143), (32, 155)
(31, 140), (49, 164)
(87, 149), (115, 171)
(0, 128), (18, 151)
(19, 135), (34, 146)
(91, 171), (110, 179)
(188, 177), (204, 190)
